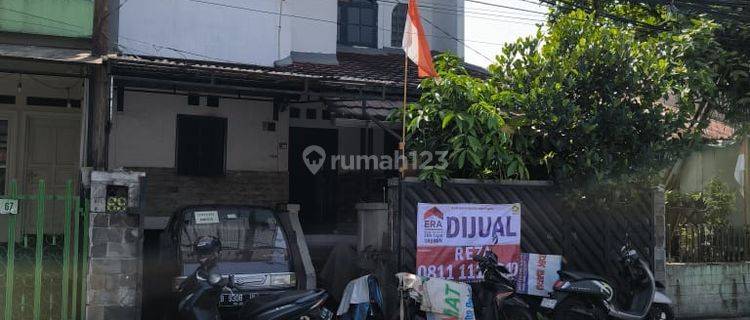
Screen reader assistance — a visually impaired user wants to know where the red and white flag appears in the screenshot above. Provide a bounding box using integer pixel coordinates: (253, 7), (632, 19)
(402, 0), (438, 78)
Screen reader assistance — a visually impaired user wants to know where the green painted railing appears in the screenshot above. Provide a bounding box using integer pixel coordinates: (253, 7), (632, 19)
(0, 180), (89, 320)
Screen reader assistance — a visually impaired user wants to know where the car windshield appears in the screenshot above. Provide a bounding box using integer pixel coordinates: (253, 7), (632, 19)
(179, 207), (291, 275)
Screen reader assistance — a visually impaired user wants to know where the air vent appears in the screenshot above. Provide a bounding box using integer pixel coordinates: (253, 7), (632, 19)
(262, 121), (276, 132)
(306, 108), (317, 120)
(187, 94), (200, 106)
(0, 95), (15, 105)
(290, 107), (300, 118)
(27, 97), (80, 108)
(206, 95), (220, 107)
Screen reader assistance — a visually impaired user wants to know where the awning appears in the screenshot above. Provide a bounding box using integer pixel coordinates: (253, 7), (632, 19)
(0, 44), (100, 64)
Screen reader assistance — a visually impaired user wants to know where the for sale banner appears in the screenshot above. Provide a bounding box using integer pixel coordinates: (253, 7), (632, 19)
(515, 253), (562, 297)
(416, 203), (521, 281)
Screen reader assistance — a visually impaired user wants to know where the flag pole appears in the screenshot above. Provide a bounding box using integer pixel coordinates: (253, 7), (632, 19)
(400, 51), (408, 179)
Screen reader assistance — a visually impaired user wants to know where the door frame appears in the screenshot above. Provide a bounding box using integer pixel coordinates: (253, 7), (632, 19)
(20, 110), (83, 193)
(0, 108), (20, 196)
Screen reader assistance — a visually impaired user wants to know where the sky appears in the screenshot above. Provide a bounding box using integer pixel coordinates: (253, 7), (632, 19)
(459, 0), (548, 68)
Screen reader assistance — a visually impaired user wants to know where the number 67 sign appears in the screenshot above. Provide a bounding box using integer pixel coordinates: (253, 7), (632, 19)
(0, 199), (18, 215)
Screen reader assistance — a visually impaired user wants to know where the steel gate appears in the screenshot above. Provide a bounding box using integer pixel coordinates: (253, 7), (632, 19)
(393, 179), (658, 295)
(0, 180), (89, 320)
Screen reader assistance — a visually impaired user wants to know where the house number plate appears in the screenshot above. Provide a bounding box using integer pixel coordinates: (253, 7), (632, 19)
(0, 199), (18, 215)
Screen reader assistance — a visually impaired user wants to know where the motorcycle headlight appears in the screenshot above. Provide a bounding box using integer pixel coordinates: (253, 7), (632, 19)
(270, 273), (296, 287)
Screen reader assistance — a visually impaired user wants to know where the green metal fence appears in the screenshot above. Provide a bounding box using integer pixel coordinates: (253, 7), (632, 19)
(0, 179), (89, 320)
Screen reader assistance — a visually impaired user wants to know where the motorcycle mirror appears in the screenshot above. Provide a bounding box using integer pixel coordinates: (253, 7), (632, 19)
(497, 264), (510, 274)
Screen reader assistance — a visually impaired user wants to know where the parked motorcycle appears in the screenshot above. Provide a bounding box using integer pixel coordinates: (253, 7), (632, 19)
(472, 251), (534, 320)
(547, 238), (674, 320)
(176, 236), (333, 320)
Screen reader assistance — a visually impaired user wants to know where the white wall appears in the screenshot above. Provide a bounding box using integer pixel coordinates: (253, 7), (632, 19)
(377, 0), (464, 55)
(463, 0), (547, 67)
(677, 143), (748, 226)
(109, 91), (288, 172)
(117, 0), (337, 66)
(117, 0), (467, 65)
(288, 1), (338, 54)
(667, 262), (750, 318)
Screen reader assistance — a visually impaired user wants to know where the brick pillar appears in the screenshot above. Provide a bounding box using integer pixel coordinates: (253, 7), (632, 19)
(652, 186), (667, 285)
(86, 171), (146, 320)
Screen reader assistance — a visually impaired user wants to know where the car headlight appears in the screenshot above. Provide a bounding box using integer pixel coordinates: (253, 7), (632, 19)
(269, 273), (296, 287)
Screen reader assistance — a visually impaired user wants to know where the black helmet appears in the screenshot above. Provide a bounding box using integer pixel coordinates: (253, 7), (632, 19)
(194, 236), (221, 256)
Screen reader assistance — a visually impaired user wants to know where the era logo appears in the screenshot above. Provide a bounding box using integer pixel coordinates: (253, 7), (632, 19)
(424, 219), (443, 228)
(423, 207), (444, 230)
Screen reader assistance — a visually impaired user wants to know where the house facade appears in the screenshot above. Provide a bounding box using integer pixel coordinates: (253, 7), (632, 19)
(0, 0), (97, 242)
(0, 1), (470, 318)
(108, 0), (468, 234)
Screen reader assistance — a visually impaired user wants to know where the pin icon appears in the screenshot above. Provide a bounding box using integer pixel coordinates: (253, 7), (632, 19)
(302, 145), (326, 175)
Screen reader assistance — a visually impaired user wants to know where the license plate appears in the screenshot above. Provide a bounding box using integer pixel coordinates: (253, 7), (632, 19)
(320, 307), (333, 320)
(541, 298), (557, 309)
(220, 293), (245, 306)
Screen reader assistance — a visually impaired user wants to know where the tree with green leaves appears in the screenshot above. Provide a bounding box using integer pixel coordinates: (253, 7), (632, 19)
(402, 6), (727, 185)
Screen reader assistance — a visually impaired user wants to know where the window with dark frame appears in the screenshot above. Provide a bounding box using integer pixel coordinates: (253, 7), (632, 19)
(391, 4), (407, 47)
(337, 0), (378, 47)
(176, 115), (227, 176)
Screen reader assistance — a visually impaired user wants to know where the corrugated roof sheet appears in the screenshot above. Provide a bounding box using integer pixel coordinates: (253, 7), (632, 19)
(112, 50), (488, 89)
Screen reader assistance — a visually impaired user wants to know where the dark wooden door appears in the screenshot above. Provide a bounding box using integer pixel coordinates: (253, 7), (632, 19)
(289, 127), (338, 233)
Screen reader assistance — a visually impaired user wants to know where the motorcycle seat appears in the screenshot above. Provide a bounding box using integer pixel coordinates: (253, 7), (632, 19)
(240, 289), (325, 317)
(558, 270), (609, 283)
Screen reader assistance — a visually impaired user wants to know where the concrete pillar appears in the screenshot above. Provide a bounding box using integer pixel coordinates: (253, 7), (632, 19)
(86, 170), (146, 320)
(356, 202), (389, 252)
(277, 203), (316, 290)
(652, 186), (667, 285)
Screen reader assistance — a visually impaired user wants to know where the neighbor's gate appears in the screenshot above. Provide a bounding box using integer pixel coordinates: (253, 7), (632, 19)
(0, 180), (89, 320)
(393, 179), (659, 292)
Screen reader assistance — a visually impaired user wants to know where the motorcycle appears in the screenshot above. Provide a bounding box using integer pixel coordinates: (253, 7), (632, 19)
(472, 251), (535, 320)
(177, 236), (333, 320)
(548, 238), (674, 320)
